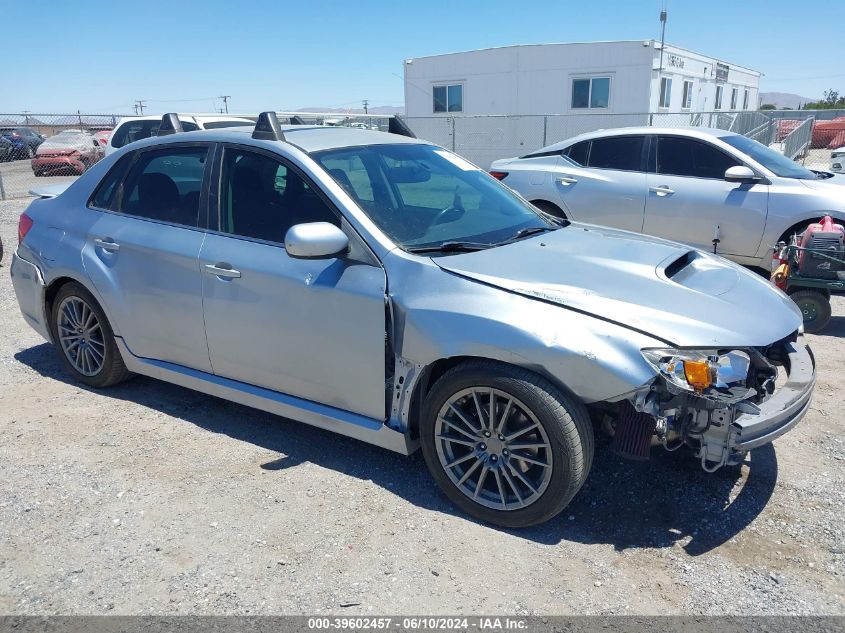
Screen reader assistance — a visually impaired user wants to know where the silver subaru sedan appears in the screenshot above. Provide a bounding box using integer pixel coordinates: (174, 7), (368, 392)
(10, 113), (815, 527)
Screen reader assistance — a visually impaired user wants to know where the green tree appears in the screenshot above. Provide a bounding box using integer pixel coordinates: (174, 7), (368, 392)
(760, 103), (776, 110)
(802, 89), (845, 110)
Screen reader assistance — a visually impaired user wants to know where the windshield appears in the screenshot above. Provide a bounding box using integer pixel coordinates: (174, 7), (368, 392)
(720, 134), (816, 179)
(313, 144), (555, 251)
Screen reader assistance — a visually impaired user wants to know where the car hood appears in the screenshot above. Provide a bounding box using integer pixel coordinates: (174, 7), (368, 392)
(434, 223), (802, 347)
(801, 172), (845, 192)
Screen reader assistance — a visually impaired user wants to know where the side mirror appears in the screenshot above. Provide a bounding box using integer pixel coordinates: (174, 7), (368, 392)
(725, 165), (758, 183)
(284, 222), (348, 259)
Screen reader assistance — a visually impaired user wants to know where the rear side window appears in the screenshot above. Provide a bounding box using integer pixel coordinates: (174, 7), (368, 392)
(563, 141), (590, 166)
(117, 147), (209, 226)
(586, 136), (644, 171)
(90, 154), (134, 209)
(111, 120), (199, 148)
(656, 136), (740, 179)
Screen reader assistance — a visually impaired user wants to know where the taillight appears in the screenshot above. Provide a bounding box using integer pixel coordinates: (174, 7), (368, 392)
(18, 213), (33, 244)
(489, 171), (509, 181)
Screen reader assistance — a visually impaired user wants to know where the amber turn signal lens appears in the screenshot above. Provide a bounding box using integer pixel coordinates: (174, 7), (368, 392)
(683, 360), (712, 391)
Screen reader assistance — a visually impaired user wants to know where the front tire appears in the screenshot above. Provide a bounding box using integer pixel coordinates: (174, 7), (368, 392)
(420, 360), (593, 527)
(49, 282), (132, 388)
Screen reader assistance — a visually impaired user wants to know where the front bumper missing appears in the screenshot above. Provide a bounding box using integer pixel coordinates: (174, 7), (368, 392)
(695, 340), (815, 470)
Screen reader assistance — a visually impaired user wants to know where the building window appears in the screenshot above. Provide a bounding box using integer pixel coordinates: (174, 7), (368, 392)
(571, 77), (610, 109)
(682, 80), (693, 109)
(730, 87), (738, 110)
(715, 86), (723, 110)
(433, 84), (462, 113)
(659, 77), (672, 108)
(743, 89), (750, 110)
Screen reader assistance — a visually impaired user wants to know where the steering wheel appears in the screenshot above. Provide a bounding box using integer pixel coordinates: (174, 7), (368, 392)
(431, 205), (464, 226)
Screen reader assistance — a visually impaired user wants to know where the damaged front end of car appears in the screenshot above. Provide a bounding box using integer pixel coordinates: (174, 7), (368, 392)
(618, 331), (816, 471)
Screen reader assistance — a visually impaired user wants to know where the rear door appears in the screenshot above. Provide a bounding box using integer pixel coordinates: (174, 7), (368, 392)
(550, 135), (648, 232)
(642, 135), (769, 257)
(199, 144), (388, 420)
(82, 144), (213, 371)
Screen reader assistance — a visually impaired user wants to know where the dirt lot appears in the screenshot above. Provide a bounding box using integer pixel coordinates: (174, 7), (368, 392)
(0, 197), (843, 615)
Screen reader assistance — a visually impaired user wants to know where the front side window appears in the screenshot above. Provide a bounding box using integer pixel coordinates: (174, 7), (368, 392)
(730, 88), (738, 110)
(715, 86), (723, 110)
(659, 77), (672, 108)
(656, 136), (739, 179)
(682, 81), (693, 109)
(219, 148), (338, 243)
(433, 84), (462, 113)
(313, 144), (553, 250)
(587, 136), (644, 171)
(118, 147), (209, 226)
(720, 134), (816, 179)
(571, 77), (610, 109)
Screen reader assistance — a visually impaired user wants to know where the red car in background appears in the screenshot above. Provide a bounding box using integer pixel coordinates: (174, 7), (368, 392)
(31, 130), (104, 176)
(93, 129), (111, 148)
(811, 117), (845, 149)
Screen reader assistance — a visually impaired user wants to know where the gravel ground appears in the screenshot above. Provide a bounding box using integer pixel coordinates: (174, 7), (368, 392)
(0, 198), (843, 615)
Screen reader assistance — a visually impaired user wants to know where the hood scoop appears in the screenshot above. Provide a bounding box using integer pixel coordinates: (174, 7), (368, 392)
(660, 250), (740, 296)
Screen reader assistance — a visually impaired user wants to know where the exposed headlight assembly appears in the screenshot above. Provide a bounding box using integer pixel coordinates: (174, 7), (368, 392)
(641, 348), (753, 402)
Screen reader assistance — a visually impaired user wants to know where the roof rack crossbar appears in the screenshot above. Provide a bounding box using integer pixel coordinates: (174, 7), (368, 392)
(252, 111), (285, 141)
(158, 113), (183, 136)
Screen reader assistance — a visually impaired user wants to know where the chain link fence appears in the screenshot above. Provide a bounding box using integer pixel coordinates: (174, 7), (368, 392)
(1, 109), (843, 200)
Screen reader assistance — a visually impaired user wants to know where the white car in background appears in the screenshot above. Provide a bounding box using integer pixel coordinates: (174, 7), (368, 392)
(105, 114), (254, 155)
(832, 147), (845, 173)
(491, 127), (845, 270)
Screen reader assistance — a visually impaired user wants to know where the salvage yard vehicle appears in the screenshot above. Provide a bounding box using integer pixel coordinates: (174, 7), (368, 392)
(31, 129), (104, 176)
(491, 127), (845, 271)
(11, 113), (815, 527)
(105, 114), (255, 155)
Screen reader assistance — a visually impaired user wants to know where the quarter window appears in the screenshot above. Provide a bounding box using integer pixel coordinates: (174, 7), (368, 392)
(656, 136), (739, 179)
(586, 136), (644, 171)
(433, 84), (463, 113)
(682, 80), (693, 109)
(659, 77), (672, 108)
(715, 86), (723, 110)
(90, 154), (134, 210)
(571, 77), (610, 109)
(118, 147), (209, 226)
(563, 140), (590, 166)
(219, 148), (338, 243)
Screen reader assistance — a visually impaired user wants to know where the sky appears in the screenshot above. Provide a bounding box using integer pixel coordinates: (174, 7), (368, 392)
(5, 0), (844, 115)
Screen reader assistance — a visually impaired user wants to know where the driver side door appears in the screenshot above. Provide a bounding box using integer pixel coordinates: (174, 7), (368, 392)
(199, 145), (388, 420)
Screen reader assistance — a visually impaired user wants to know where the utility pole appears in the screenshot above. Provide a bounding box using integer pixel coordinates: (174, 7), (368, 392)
(135, 100), (146, 115)
(21, 110), (31, 125)
(657, 8), (668, 82)
(219, 95), (230, 113)
(362, 99), (369, 114)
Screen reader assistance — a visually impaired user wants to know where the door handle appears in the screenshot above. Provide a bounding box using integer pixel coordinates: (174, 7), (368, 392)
(94, 237), (120, 252)
(204, 263), (241, 279)
(556, 175), (578, 185)
(649, 185), (675, 196)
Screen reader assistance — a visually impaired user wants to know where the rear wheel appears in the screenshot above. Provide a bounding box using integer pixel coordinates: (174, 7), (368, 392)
(49, 282), (132, 388)
(420, 360), (593, 527)
(531, 200), (567, 220)
(789, 289), (832, 333)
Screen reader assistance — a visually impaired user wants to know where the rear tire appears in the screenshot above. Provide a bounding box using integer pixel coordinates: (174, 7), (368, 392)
(789, 289), (832, 333)
(420, 360), (593, 528)
(531, 200), (567, 220)
(49, 282), (133, 388)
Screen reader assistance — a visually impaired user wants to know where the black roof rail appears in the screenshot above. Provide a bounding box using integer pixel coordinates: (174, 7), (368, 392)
(388, 115), (416, 138)
(158, 113), (183, 136)
(252, 111), (285, 141)
(290, 115), (306, 125)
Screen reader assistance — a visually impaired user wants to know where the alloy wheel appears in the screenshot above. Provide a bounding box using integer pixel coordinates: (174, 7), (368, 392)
(434, 387), (554, 511)
(57, 296), (106, 376)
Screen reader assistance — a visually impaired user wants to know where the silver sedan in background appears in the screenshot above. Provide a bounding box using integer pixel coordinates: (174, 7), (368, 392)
(491, 127), (845, 270)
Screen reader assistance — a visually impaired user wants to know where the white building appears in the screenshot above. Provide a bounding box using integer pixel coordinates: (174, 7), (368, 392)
(404, 40), (762, 117)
